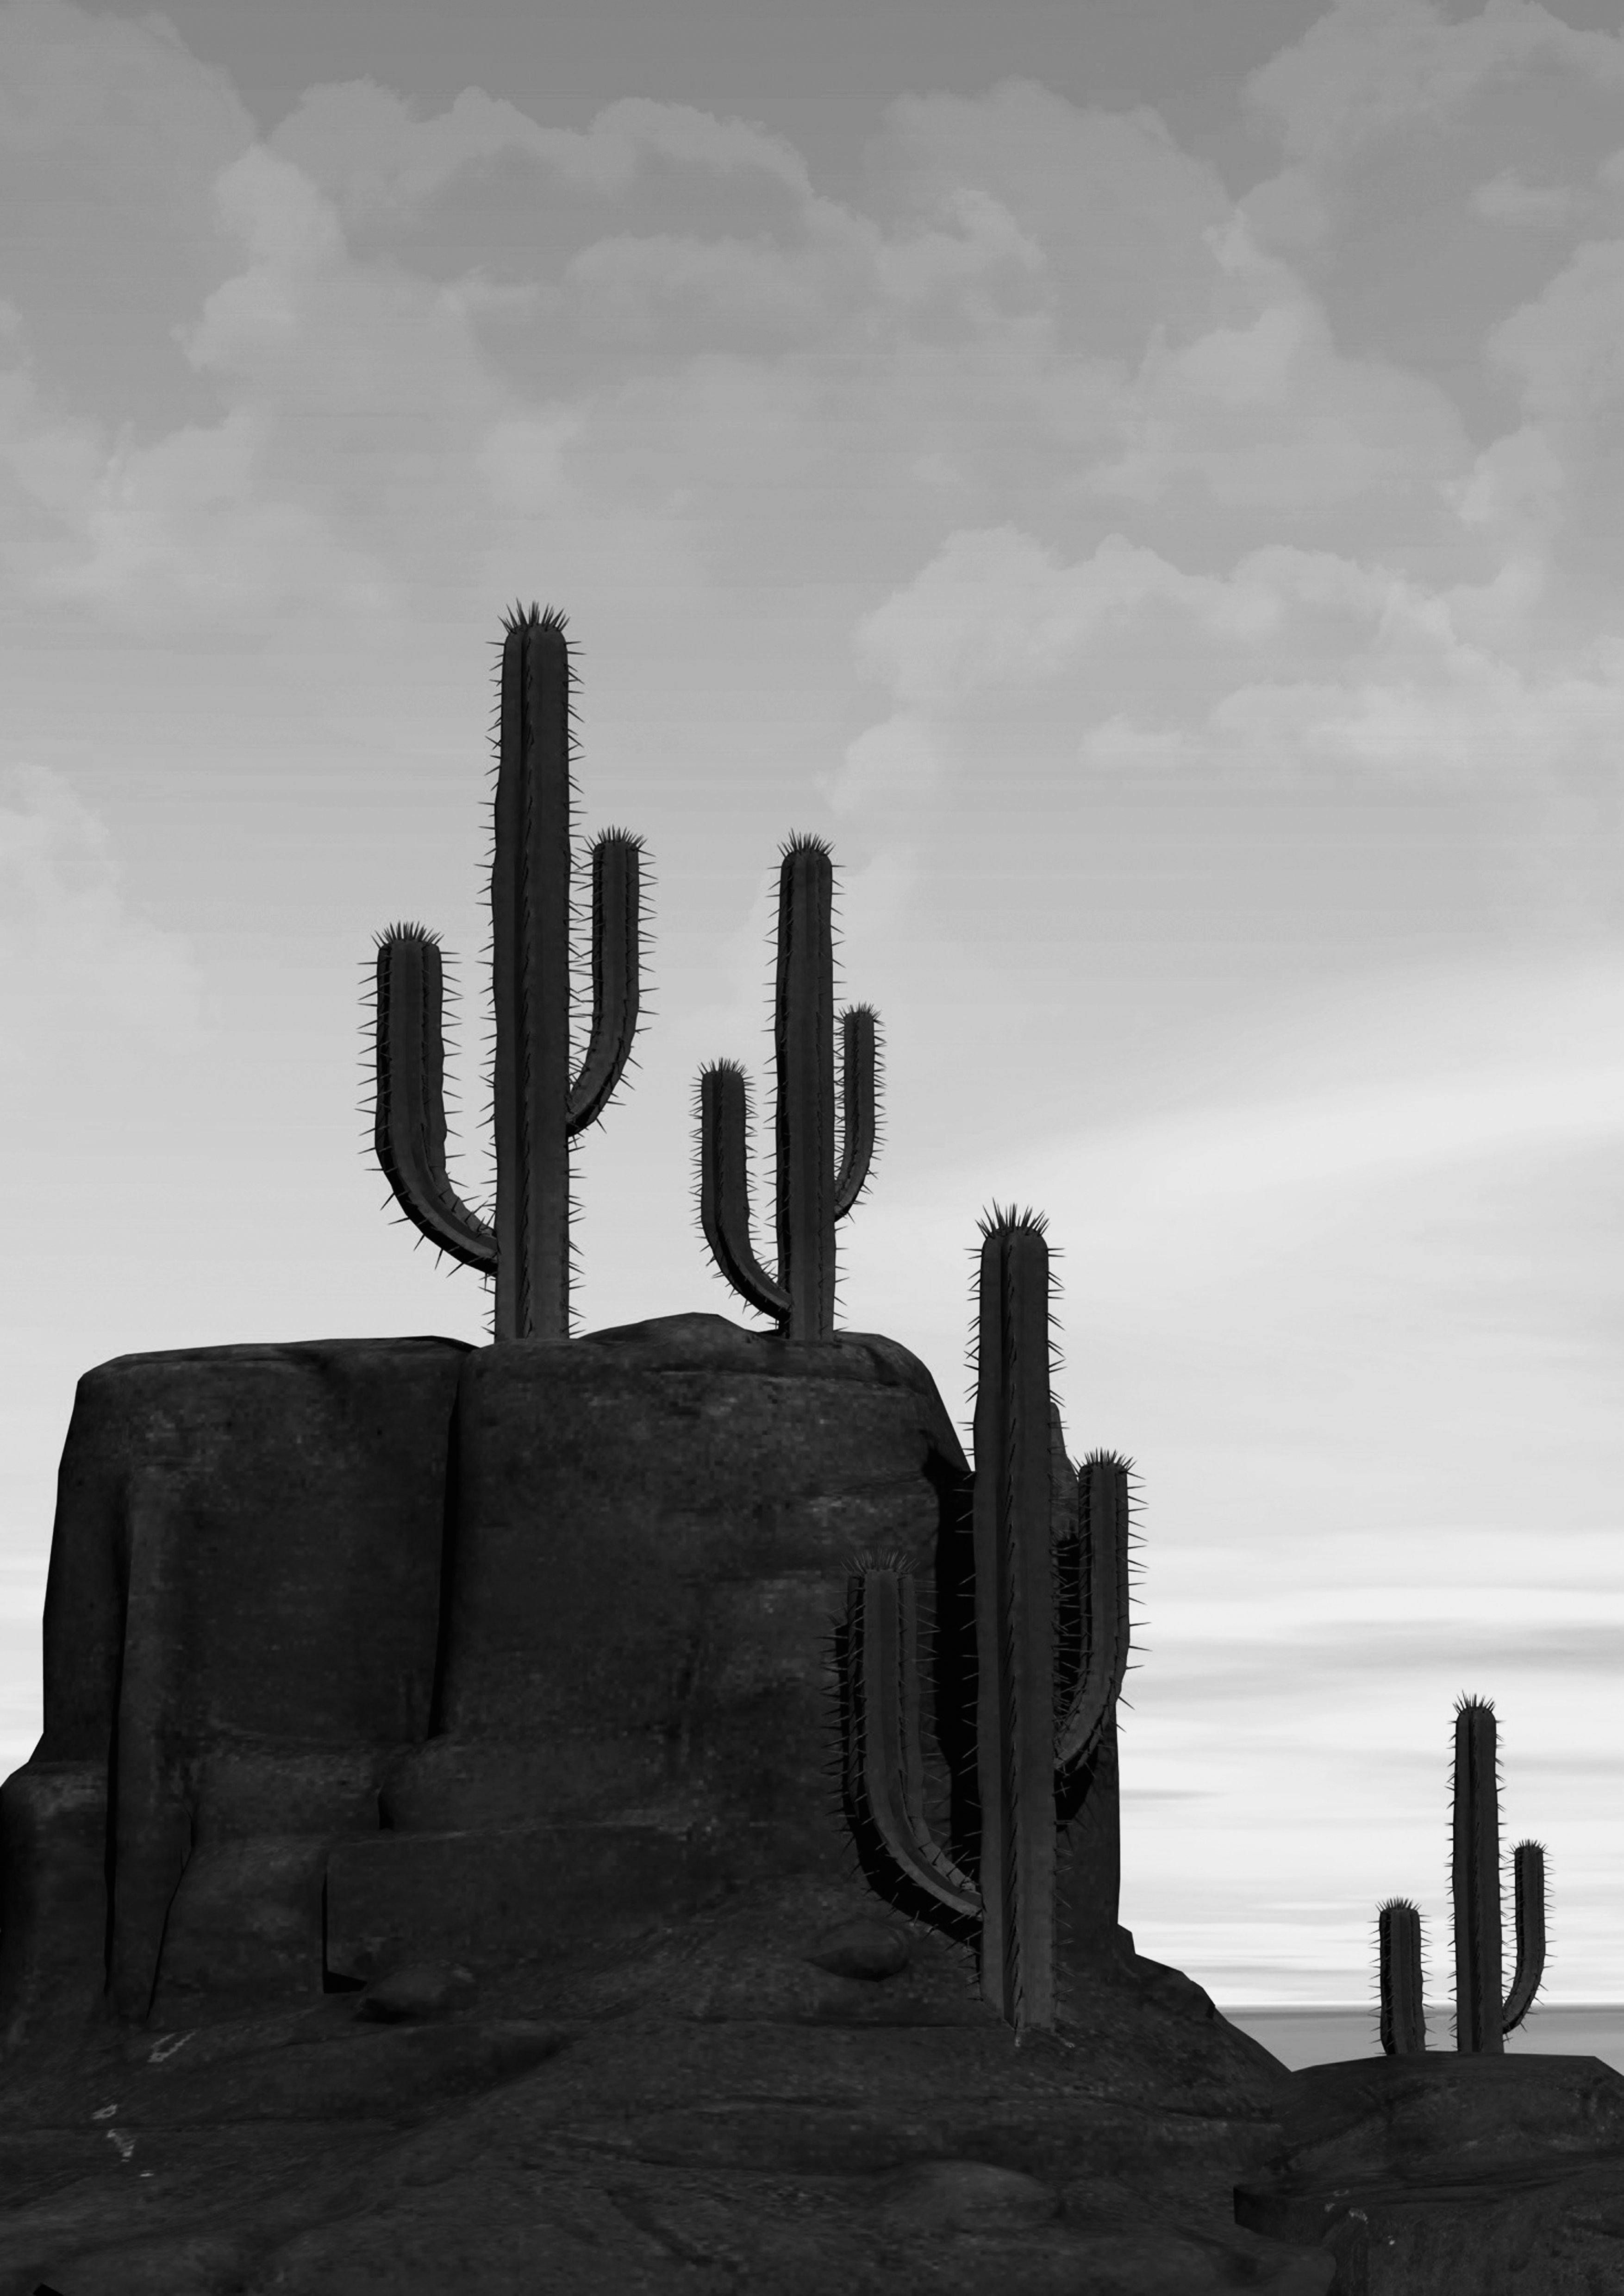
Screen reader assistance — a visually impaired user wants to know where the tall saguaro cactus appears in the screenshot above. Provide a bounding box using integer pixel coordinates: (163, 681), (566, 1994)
(371, 604), (644, 1339)
(1374, 1695), (1547, 2055)
(697, 835), (876, 1340)
(835, 1210), (1133, 2034)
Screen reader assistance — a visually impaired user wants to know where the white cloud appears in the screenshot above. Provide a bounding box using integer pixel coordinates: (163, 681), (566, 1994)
(270, 84), (820, 225)
(0, 764), (206, 1065)
(1489, 235), (1624, 421)
(1086, 232), (1469, 508)
(852, 527), (1285, 712)
(1246, 0), (1624, 169)
(1470, 168), (1580, 227)
(827, 713), (943, 815)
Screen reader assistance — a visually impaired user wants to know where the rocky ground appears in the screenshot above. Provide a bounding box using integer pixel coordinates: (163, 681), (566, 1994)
(0, 1877), (1336, 2296)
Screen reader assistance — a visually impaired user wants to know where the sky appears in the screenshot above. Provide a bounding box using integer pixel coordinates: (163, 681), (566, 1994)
(2, 0), (1622, 2010)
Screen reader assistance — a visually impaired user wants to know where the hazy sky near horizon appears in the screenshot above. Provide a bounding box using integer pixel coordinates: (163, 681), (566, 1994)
(2, 0), (1622, 2008)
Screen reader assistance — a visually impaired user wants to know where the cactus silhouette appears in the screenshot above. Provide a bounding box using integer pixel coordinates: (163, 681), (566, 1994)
(1377, 1898), (1427, 2055)
(697, 835), (876, 1340)
(1375, 1696), (1547, 2055)
(835, 1210), (1132, 2034)
(370, 604), (644, 1340)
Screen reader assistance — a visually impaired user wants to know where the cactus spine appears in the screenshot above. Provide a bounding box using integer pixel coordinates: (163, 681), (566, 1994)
(836, 1211), (1132, 2034)
(698, 835), (876, 1339)
(371, 604), (644, 1338)
(1375, 1696), (1547, 2055)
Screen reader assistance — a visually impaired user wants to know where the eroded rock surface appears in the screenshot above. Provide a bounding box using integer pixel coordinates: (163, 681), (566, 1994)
(0, 1315), (1328, 2290)
(0, 1894), (1330, 2296)
(1236, 2052), (1624, 2293)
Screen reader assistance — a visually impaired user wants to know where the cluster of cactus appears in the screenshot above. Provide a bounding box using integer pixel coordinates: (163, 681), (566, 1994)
(1377, 1696), (1547, 2054)
(833, 1211), (1133, 2034)
(697, 836), (877, 1340)
(370, 611), (882, 1342)
(370, 604), (645, 1339)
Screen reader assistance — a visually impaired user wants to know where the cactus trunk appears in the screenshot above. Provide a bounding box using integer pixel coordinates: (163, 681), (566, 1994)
(1453, 1698), (1504, 2054)
(972, 1216), (1059, 2028)
(492, 608), (572, 1340)
(370, 605), (643, 1336)
(776, 840), (836, 1341)
(1374, 1696), (1546, 2054)
(836, 1210), (1133, 2037)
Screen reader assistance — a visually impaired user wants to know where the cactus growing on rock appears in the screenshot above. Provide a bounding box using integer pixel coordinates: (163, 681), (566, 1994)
(1375, 1696), (1547, 2055)
(697, 835), (876, 1340)
(834, 1210), (1132, 2034)
(371, 604), (645, 1339)
(1377, 1898), (1427, 2055)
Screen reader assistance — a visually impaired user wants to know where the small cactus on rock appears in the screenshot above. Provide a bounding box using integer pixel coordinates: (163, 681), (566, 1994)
(370, 604), (645, 1339)
(1375, 1695), (1547, 2054)
(834, 1209), (1132, 2035)
(697, 835), (876, 1341)
(1377, 1898), (1427, 2055)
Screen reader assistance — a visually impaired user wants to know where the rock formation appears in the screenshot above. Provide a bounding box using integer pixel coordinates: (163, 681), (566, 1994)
(0, 1313), (1337, 2294)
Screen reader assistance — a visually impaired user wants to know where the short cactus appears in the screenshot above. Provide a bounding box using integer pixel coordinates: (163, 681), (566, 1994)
(835, 1210), (1132, 2034)
(697, 835), (876, 1340)
(1377, 1898), (1427, 2055)
(371, 604), (645, 1338)
(1375, 1695), (1547, 2055)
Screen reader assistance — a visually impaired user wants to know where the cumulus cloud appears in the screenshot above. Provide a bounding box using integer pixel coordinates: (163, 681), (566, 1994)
(1489, 235), (1624, 422)
(1084, 224), (1469, 509)
(1246, 0), (1624, 169)
(0, 764), (206, 1066)
(1470, 168), (1580, 228)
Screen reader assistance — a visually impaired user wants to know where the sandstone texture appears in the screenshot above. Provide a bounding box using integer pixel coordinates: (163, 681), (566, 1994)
(0, 1900), (1331, 2295)
(1237, 2051), (1624, 2293)
(0, 1313), (1334, 2289)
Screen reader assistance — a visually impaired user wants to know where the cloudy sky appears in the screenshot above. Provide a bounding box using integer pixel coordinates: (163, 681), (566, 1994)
(3, 0), (1622, 2009)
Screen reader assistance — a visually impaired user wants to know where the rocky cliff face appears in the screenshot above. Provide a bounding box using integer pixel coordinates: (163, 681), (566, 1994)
(0, 1313), (1337, 2294)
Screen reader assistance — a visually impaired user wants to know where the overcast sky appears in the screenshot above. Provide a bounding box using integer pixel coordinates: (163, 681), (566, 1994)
(3, 0), (1622, 2009)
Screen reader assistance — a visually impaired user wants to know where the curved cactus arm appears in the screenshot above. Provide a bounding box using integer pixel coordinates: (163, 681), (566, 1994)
(373, 927), (496, 1271)
(1378, 1898), (1428, 2055)
(841, 1557), (981, 1922)
(567, 829), (644, 1134)
(832, 1004), (878, 1220)
(698, 1061), (790, 1322)
(1501, 1839), (1547, 2033)
(1452, 1696), (1505, 2053)
(1055, 1449), (1132, 1774)
(973, 1210), (1060, 2031)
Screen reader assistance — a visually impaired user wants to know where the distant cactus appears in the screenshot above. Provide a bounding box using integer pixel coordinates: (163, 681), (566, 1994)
(371, 604), (645, 1339)
(1377, 1898), (1427, 2055)
(1374, 1696), (1547, 2055)
(835, 1210), (1132, 2034)
(697, 835), (876, 1340)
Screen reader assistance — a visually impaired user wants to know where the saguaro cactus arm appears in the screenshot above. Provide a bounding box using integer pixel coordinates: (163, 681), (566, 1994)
(1056, 1448), (1132, 1775)
(840, 1555), (981, 1923)
(567, 829), (644, 1132)
(1378, 1898), (1428, 2056)
(697, 1062), (790, 1322)
(832, 1004), (877, 1220)
(372, 926), (497, 1271)
(1501, 1838), (1547, 2033)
